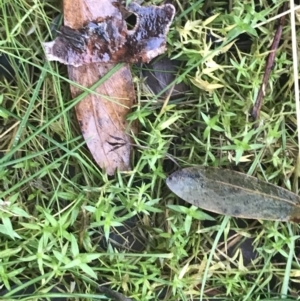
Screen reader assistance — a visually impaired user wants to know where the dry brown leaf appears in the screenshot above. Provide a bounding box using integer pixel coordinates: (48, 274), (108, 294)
(63, 0), (136, 175)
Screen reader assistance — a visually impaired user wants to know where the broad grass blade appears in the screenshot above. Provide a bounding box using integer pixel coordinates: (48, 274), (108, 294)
(166, 167), (300, 222)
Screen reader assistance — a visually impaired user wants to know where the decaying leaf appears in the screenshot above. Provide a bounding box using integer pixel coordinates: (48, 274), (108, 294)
(61, 0), (135, 174)
(44, 3), (175, 66)
(47, 0), (175, 175)
(166, 166), (300, 222)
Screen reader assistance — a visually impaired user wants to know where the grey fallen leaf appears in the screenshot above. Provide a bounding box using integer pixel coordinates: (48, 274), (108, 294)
(166, 166), (300, 222)
(142, 56), (189, 99)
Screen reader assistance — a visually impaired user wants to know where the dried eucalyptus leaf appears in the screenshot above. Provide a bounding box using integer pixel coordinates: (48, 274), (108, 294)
(166, 166), (300, 222)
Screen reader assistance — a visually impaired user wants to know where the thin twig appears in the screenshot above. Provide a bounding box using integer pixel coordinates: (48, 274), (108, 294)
(251, 2), (288, 120)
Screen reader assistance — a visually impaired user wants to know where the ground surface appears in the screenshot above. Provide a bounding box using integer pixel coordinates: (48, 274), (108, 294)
(0, 0), (300, 300)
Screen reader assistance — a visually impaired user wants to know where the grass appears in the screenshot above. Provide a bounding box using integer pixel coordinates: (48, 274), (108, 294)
(0, 0), (300, 300)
